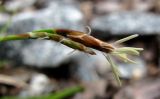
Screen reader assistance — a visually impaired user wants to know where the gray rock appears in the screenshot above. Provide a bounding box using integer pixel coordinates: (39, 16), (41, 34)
(91, 12), (160, 35)
(0, 13), (10, 23)
(0, 1), (85, 67)
(70, 51), (146, 81)
(20, 73), (55, 96)
(115, 79), (160, 99)
(4, 0), (36, 11)
(21, 40), (73, 67)
(7, 1), (84, 33)
(70, 51), (110, 81)
(117, 57), (147, 79)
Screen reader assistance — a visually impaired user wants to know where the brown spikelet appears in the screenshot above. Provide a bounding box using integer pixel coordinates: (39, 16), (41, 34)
(56, 29), (114, 53)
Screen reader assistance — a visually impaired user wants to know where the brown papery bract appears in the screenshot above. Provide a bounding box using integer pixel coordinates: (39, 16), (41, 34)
(55, 29), (115, 53)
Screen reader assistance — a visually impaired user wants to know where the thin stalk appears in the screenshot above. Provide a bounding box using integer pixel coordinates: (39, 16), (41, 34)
(0, 34), (30, 41)
(0, 85), (84, 99)
(114, 34), (139, 44)
(103, 53), (121, 86)
(0, 32), (96, 55)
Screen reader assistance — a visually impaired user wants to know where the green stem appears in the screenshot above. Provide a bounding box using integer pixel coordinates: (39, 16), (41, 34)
(0, 85), (84, 99)
(0, 34), (30, 41)
(0, 32), (95, 55)
(47, 85), (84, 99)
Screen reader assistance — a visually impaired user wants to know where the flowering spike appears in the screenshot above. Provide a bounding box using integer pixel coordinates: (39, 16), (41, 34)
(0, 28), (144, 86)
(114, 34), (139, 44)
(112, 47), (143, 56)
(103, 53), (122, 86)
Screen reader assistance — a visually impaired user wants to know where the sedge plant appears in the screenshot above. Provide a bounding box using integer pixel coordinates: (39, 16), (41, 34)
(0, 28), (143, 86)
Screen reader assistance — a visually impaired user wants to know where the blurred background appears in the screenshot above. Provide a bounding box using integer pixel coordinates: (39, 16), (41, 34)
(0, 0), (159, 99)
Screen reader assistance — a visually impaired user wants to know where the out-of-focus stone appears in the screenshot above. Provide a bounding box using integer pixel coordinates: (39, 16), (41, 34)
(80, 1), (93, 22)
(21, 40), (73, 67)
(20, 73), (55, 96)
(0, 13), (10, 23)
(132, 0), (155, 12)
(94, 0), (128, 14)
(0, 1), (85, 67)
(155, 0), (160, 13)
(91, 12), (160, 35)
(4, 0), (36, 11)
(93, 0), (155, 14)
(70, 51), (110, 81)
(114, 79), (160, 99)
(117, 57), (147, 80)
(0, 74), (27, 96)
(73, 80), (107, 99)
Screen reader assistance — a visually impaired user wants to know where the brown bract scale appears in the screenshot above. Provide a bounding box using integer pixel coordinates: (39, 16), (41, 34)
(48, 34), (96, 55)
(55, 29), (115, 53)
